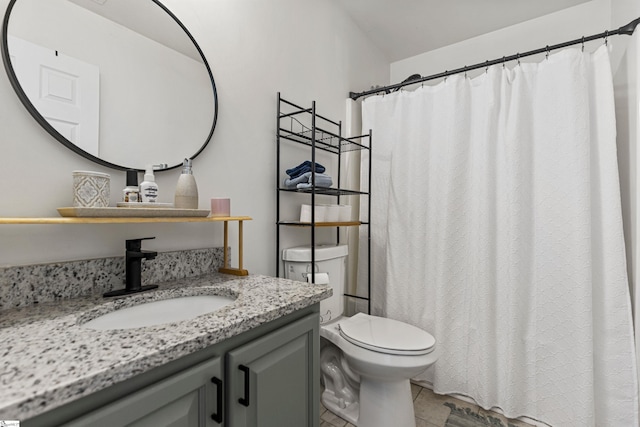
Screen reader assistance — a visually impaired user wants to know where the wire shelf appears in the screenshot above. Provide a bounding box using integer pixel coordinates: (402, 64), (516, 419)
(278, 187), (368, 196)
(278, 221), (362, 227)
(278, 116), (369, 153)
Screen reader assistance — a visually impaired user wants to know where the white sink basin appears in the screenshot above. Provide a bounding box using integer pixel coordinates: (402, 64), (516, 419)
(82, 295), (236, 330)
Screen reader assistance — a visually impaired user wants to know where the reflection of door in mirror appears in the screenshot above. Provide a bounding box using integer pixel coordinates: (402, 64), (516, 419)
(9, 35), (100, 157)
(3, 0), (217, 171)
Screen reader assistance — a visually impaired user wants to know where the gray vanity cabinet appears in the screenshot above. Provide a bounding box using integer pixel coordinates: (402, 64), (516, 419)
(226, 312), (318, 427)
(64, 357), (223, 427)
(24, 307), (319, 427)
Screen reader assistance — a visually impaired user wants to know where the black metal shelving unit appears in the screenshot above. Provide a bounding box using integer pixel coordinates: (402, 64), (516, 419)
(276, 93), (372, 314)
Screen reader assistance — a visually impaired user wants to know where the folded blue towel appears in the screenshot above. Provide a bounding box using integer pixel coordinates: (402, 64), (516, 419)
(283, 172), (333, 189)
(296, 176), (332, 189)
(284, 172), (313, 188)
(286, 161), (326, 179)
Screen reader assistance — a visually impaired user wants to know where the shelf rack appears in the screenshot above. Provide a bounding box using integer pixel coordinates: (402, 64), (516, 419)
(0, 216), (252, 276)
(276, 93), (372, 313)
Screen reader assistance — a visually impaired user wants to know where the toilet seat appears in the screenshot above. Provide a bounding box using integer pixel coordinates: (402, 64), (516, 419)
(338, 313), (435, 356)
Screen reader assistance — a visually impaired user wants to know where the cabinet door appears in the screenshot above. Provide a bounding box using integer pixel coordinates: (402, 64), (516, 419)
(64, 357), (224, 427)
(227, 313), (319, 427)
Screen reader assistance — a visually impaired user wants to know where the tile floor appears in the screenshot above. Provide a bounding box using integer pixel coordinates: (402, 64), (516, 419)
(320, 383), (536, 427)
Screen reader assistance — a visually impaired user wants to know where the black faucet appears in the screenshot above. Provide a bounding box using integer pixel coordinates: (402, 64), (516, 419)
(104, 237), (158, 297)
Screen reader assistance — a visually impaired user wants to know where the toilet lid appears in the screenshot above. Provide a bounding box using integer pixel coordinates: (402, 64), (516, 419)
(338, 313), (435, 356)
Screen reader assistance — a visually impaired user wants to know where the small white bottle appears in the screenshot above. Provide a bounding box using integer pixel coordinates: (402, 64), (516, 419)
(174, 158), (198, 209)
(140, 165), (159, 203)
(122, 169), (140, 203)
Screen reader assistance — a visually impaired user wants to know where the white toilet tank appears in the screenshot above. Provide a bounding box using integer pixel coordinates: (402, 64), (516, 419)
(282, 244), (348, 323)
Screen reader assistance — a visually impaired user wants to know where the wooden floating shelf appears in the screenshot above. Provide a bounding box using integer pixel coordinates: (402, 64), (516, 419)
(0, 216), (251, 224)
(0, 216), (253, 276)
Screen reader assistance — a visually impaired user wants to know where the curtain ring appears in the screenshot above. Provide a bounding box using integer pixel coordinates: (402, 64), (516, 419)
(502, 56), (506, 68)
(464, 65), (468, 79)
(444, 70), (448, 82)
(485, 60), (489, 73)
(581, 36), (585, 52)
(545, 45), (550, 60)
(516, 53), (521, 66)
(604, 30), (609, 46)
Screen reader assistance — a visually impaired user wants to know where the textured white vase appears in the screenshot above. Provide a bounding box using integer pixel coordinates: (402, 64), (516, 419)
(174, 173), (198, 209)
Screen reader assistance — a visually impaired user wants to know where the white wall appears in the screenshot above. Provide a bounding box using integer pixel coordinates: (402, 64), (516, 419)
(0, 0), (389, 276)
(391, 0), (612, 82)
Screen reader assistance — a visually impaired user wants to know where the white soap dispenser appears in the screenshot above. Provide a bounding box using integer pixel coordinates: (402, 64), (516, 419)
(140, 165), (159, 203)
(174, 158), (198, 209)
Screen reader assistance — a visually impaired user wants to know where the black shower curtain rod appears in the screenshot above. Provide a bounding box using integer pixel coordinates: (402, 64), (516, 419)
(349, 17), (640, 101)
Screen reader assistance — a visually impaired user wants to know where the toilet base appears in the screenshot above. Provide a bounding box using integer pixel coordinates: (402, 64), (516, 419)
(323, 377), (416, 427)
(321, 389), (359, 425)
(358, 377), (415, 427)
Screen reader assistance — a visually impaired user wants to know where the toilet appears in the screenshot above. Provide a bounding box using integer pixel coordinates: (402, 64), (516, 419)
(283, 245), (438, 427)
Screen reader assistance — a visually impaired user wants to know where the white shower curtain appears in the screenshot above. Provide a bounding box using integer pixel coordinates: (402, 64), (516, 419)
(360, 45), (638, 426)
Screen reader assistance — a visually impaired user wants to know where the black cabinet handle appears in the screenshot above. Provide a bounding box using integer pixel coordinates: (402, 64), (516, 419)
(211, 377), (223, 423)
(238, 365), (250, 407)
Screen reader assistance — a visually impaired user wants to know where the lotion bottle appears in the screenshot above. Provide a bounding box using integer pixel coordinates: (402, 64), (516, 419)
(140, 165), (159, 203)
(174, 158), (198, 209)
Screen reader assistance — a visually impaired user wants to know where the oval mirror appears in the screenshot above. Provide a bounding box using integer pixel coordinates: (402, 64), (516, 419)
(1, 0), (217, 171)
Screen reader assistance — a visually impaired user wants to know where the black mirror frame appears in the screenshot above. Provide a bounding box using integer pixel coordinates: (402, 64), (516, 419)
(1, 0), (218, 172)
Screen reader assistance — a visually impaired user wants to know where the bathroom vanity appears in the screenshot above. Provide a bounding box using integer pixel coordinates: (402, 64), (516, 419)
(0, 273), (330, 427)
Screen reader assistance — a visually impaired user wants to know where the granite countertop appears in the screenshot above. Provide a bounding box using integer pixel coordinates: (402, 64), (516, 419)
(0, 273), (331, 420)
